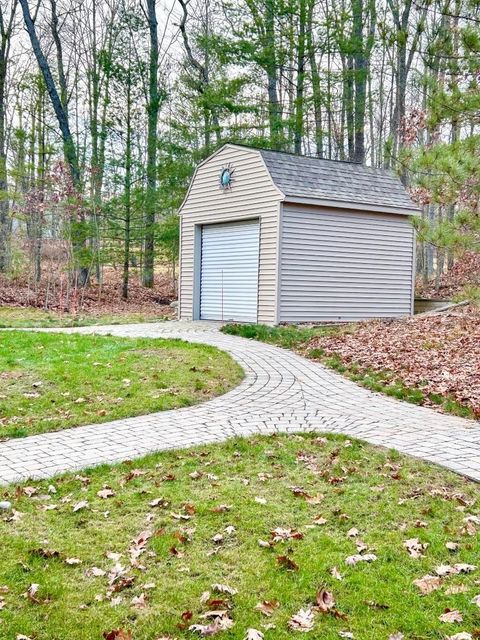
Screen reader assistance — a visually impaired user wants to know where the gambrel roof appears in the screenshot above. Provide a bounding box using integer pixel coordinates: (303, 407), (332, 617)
(179, 143), (420, 216)
(258, 147), (420, 215)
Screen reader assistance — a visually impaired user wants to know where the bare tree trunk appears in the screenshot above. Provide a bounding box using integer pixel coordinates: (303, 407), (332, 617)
(352, 0), (365, 162)
(122, 63), (132, 300)
(143, 0), (160, 288)
(265, 0), (282, 149)
(306, 0), (322, 157)
(344, 53), (355, 160)
(19, 0), (89, 285)
(0, 0), (17, 273)
(293, 0), (306, 154)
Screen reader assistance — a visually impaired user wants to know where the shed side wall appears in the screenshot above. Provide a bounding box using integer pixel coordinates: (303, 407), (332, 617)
(279, 203), (414, 322)
(180, 146), (282, 324)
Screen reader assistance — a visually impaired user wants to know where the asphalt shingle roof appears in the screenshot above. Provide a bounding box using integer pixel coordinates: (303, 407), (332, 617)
(259, 148), (419, 213)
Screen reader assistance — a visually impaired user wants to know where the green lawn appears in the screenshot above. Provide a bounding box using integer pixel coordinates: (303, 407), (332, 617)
(0, 331), (243, 440)
(222, 322), (340, 350)
(0, 305), (172, 328)
(1, 433), (479, 639)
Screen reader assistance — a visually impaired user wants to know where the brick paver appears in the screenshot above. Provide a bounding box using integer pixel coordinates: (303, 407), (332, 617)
(0, 321), (479, 484)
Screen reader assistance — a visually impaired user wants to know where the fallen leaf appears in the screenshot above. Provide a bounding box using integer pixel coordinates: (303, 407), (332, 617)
(30, 548), (60, 559)
(439, 609), (463, 623)
(436, 565), (456, 576)
(470, 594), (480, 606)
(97, 488), (115, 499)
(149, 498), (169, 508)
(22, 487), (38, 498)
(73, 500), (89, 513)
(330, 567), (343, 580)
(461, 522), (476, 536)
(345, 553), (377, 566)
(271, 527), (303, 543)
(464, 514), (480, 524)
(276, 555), (299, 571)
(189, 613), (234, 636)
(211, 504), (232, 513)
(288, 608), (315, 632)
(244, 630), (264, 640)
(85, 566), (106, 578)
(171, 512), (191, 521)
(254, 600), (279, 617)
(131, 593), (147, 609)
(103, 630), (133, 640)
(403, 538), (428, 558)
(445, 584), (468, 595)
(143, 582), (156, 590)
(22, 583), (50, 604)
(454, 563), (477, 573)
(413, 575), (442, 594)
(211, 583), (237, 596)
(315, 589), (335, 613)
(65, 557), (82, 565)
(258, 539), (272, 548)
(447, 633), (473, 640)
(363, 600), (389, 610)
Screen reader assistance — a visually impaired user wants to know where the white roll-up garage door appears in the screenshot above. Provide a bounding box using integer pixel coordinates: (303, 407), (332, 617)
(200, 220), (260, 322)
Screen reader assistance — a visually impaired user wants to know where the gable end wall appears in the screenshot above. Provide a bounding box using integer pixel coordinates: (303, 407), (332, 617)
(179, 146), (282, 324)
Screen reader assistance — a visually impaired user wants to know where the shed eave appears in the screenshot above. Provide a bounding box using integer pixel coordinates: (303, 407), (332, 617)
(283, 194), (420, 216)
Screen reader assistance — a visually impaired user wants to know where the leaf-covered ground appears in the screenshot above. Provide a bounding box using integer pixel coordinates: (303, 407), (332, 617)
(0, 331), (243, 440)
(416, 251), (480, 301)
(0, 269), (176, 320)
(1, 434), (480, 640)
(307, 306), (480, 418)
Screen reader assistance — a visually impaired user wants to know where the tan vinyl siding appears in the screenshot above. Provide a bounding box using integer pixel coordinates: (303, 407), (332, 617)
(179, 146), (282, 324)
(279, 204), (414, 322)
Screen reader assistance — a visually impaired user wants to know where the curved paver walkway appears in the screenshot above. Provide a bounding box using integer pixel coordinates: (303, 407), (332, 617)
(0, 321), (479, 484)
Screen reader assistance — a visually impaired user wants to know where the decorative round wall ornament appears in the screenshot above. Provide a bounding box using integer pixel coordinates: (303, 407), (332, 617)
(219, 164), (235, 190)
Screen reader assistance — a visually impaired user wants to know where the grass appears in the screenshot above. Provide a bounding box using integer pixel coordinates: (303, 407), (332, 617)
(222, 322), (341, 350)
(1, 433), (480, 640)
(0, 331), (243, 440)
(316, 353), (475, 420)
(223, 323), (475, 420)
(453, 285), (480, 307)
(0, 305), (171, 328)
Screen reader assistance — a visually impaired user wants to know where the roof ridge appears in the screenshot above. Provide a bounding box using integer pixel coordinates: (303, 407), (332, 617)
(226, 142), (384, 169)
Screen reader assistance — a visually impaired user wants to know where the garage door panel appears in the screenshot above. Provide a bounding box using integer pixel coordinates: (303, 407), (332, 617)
(200, 220), (260, 322)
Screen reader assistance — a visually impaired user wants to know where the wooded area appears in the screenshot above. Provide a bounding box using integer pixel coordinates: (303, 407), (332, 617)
(0, 0), (478, 308)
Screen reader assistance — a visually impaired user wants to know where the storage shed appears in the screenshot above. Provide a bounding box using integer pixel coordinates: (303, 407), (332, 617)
(178, 144), (419, 325)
